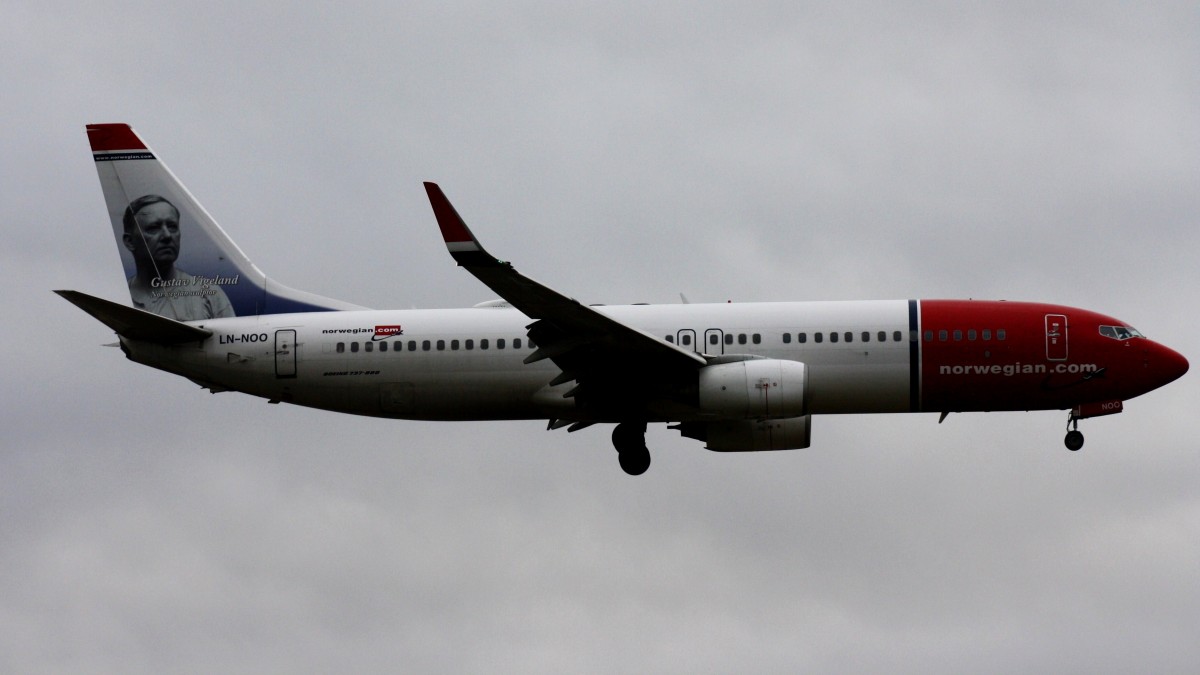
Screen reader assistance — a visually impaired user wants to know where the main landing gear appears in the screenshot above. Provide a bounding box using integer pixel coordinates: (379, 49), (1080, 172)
(1064, 412), (1085, 451)
(612, 422), (651, 476)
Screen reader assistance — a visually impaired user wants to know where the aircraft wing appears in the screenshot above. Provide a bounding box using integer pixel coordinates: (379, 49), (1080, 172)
(424, 183), (705, 416)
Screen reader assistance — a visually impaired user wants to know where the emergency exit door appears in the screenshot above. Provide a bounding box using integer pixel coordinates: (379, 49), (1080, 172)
(275, 329), (297, 378)
(1045, 314), (1068, 361)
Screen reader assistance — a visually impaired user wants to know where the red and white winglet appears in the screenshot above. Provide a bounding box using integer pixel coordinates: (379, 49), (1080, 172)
(423, 182), (502, 268)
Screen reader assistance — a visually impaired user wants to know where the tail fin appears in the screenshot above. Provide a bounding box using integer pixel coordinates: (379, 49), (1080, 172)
(87, 123), (364, 320)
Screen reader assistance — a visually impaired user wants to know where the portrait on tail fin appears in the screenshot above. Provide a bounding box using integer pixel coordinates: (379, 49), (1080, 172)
(88, 123), (361, 317)
(122, 194), (235, 320)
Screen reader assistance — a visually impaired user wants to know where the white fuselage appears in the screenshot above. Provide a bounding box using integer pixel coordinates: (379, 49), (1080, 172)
(127, 300), (914, 421)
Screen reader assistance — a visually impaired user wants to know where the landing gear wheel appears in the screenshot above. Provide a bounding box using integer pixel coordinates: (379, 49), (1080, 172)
(1064, 430), (1084, 451)
(612, 422), (651, 476)
(618, 446), (651, 475)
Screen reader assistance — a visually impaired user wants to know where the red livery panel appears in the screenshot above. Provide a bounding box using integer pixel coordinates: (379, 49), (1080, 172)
(86, 123), (146, 152)
(919, 300), (1187, 413)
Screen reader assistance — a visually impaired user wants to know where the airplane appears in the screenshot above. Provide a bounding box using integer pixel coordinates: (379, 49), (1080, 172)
(58, 123), (1189, 475)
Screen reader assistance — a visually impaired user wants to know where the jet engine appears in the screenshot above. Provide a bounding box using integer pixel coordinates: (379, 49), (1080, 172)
(675, 415), (812, 451)
(697, 359), (809, 419)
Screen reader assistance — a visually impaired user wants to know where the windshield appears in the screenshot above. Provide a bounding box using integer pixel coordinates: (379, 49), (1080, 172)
(1099, 325), (1144, 340)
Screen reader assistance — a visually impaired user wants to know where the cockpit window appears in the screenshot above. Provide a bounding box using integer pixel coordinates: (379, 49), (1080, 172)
(1099, 325), (1144, 340)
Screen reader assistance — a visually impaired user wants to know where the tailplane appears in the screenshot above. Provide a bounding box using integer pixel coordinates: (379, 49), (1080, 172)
(55, 290), (212, 344)
(87, 123), (363, 320)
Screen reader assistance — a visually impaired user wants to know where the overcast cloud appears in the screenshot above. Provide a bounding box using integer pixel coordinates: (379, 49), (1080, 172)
(2, 1), (1198, 673)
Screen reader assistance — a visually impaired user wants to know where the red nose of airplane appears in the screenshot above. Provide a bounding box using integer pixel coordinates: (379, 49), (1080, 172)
(1153, 342), (1189, 386)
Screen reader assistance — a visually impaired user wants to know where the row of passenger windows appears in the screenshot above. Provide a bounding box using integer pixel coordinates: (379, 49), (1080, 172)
(923, 329), (1006, 342)
(788, 331), (906, 344)
(666, 331), (907, 347)
(666, 329), (1009, 347)
(334, 337), (532, 354)
(332, 327), (1009, 354)
(666, 333), (762, 346)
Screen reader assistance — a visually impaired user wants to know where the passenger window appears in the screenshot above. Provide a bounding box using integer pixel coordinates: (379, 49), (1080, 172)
(351, 342), (359, 353)
(380, 342), (388, 352)
(738, 334), (747, 345)
(752, 334), (761, 344)
(709, 334), (719, 345)
(815, 332), (823, 343)
(448, 339), (457, 350)
(365, 342), (374, 352)
(997, 329), (1007, 341)
(408, 340), (417, 351)
(983, 329), (992, 341)
(681, 334), (691, 346)
(798, 333), (807, 344)
(724, 334), (733, 345)
(863, 331), (871, 343)
(830, 332), (839, 343)
(967, 329), (976, 341)
(844, 332), (852, 343)
(783, 333), (791, 344)
(665, 335), (674, 343)
(953, 330), (962, 341)
(878, 331), (887, 342)
(480, 339), (489, 350)
(924, 331), (933, 342)
(436, 340), (445, 351)
(336, 342), (345, 353)
(498, 338), (506, 349)
(938, 330), (948, 341)
(514, 338), (522, 349)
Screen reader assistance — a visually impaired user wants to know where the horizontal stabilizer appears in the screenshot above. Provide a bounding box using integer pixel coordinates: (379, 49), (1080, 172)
(55, 290), (212, 344)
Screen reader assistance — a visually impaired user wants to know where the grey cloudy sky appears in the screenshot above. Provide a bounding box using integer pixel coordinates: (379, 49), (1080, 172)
(3, 1), (1198, 672)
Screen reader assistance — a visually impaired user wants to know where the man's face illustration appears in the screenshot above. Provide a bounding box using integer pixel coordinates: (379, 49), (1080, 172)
(127, 201), (180, 268)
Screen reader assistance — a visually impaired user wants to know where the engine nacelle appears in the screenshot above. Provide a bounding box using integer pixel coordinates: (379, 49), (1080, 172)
(697, 359), (809, 419)
(677, 416), (812, 452)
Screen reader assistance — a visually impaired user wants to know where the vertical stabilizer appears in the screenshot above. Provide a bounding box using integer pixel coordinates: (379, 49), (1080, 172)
(87, 123), (363, 319)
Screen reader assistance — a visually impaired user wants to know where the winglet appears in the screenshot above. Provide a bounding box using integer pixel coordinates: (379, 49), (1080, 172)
(423, 182), (502, 267)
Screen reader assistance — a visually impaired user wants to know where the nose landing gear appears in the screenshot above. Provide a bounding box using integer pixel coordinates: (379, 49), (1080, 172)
(612, 422), (651, 475)
(1064, 412), (1084, 451)
(1063, 401), (1124, 451)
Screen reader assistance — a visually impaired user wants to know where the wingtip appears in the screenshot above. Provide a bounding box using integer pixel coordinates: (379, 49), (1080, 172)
(424, 182), (484, 250)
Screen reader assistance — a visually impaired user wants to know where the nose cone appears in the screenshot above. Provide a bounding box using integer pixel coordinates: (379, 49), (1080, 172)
(1153, 342), (1189, 386)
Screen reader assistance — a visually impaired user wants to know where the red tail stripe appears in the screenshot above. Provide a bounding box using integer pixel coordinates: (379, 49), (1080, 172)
(87, 123), (146, 152)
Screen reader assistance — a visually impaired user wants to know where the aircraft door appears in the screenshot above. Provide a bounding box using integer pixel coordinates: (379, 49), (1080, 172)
(275, 329), (297, 378)
(1045, 314), (1068, 361)
(676, 329), (698, 353)
(704, 329), (725, 355)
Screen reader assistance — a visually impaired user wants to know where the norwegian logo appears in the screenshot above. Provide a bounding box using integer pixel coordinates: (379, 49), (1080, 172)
(373, 325), (404, 341)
